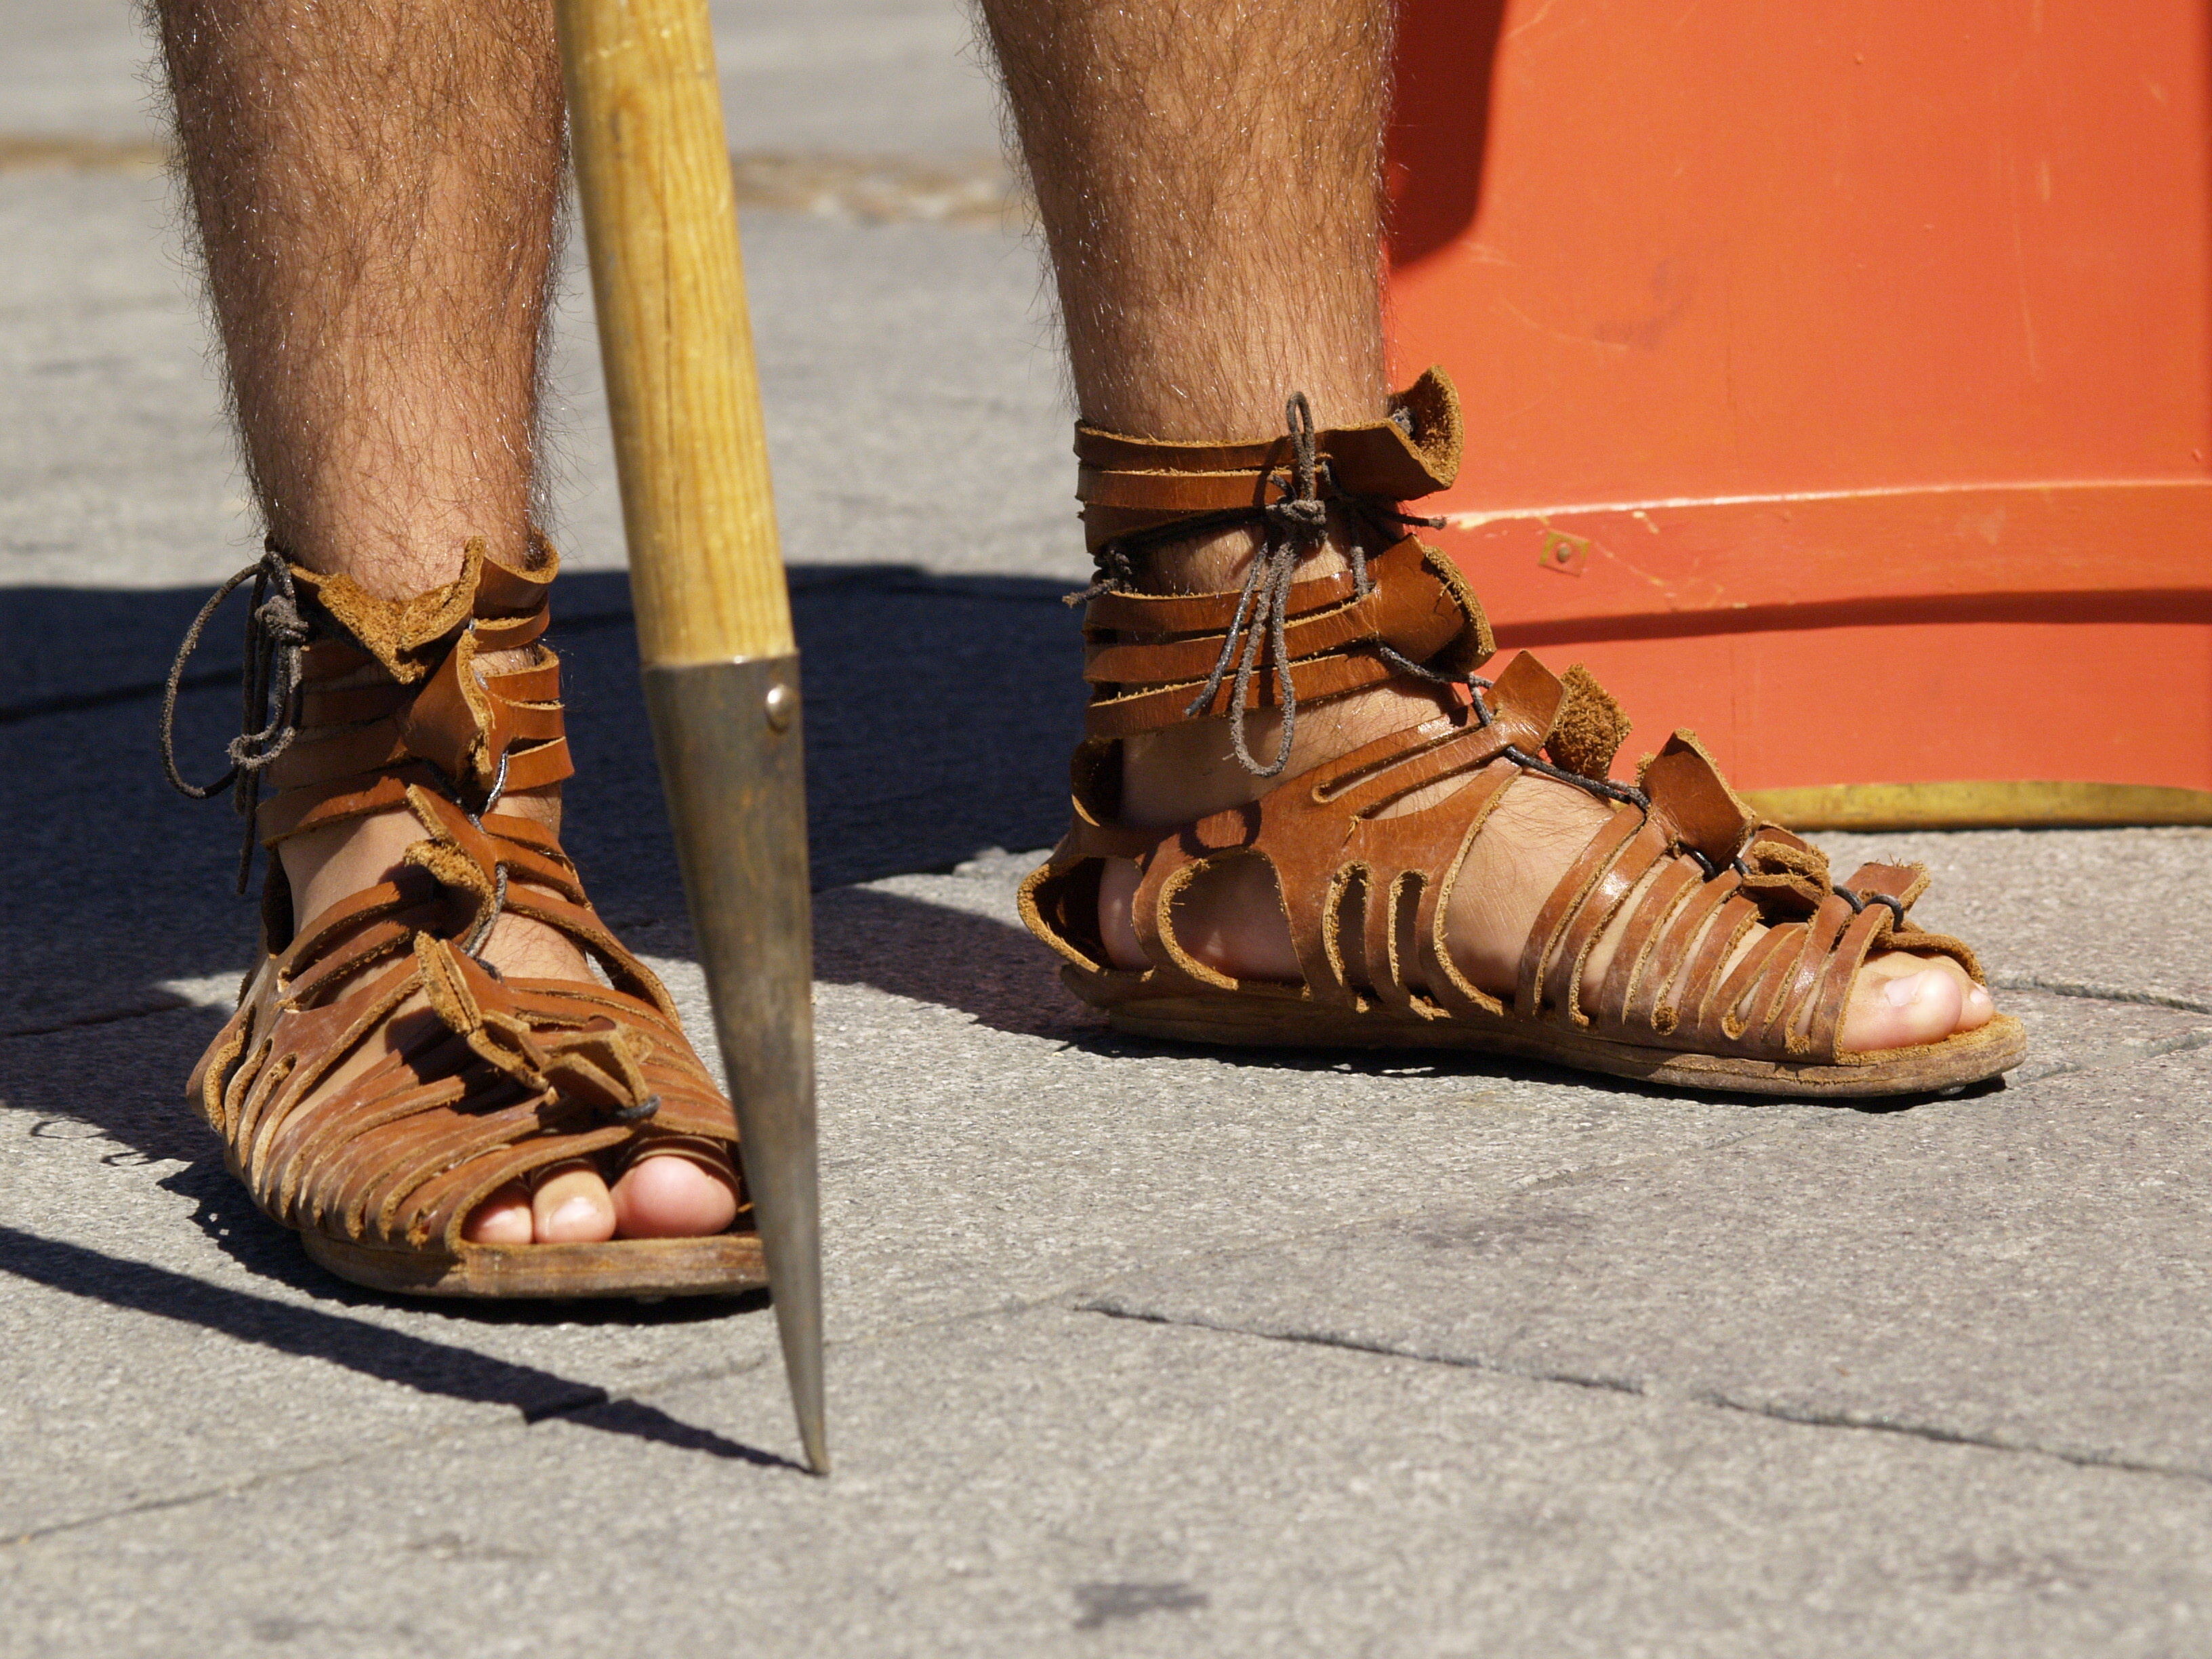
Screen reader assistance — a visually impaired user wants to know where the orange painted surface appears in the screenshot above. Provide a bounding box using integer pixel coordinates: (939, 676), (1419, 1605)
(1383, 0), (2212, 795)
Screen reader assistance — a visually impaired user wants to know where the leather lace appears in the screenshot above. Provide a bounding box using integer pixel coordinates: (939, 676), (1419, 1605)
(160, 544), (527, 956)
(1071, 401), (1881, 919)
(159, 542), (311, 892)
(1076, 394), (1446, 779)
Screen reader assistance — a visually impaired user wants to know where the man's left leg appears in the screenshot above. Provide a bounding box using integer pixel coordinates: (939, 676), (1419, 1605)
(981, 0), (2007, 1081)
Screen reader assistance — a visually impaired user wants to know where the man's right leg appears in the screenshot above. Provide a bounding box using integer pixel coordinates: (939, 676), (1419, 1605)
(981, 0), (1994, 1054)
(153, 0), (737, 1242)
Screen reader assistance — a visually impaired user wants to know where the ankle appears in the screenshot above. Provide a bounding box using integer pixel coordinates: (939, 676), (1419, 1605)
(1118, 683), (1454, 827)
(1122, 518), (1369, 596)
(1107, 525), (1452, 825)
(275, 784), (561, 930)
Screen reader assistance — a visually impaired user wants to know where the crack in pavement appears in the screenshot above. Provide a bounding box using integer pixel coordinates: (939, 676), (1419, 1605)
(0, 136), (1023, 224)
(1509, 1126), (1777, 1194)
(7, 1446), (407, 1550)
(2009, 1025), (2212, 1086)
(1989, 972), (2212, 1017)
(1077, 1302), (2212, 1490)
(3, 1359), (796, 1550)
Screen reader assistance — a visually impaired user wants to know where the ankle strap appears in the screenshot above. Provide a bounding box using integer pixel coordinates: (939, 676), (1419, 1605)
(161, 534), (575, 893)
(1081, 535), (1492, 741)
(1073, 367), (1465, 555)
(1071, 369), (1488, 771)
(257, 537), (573, 848)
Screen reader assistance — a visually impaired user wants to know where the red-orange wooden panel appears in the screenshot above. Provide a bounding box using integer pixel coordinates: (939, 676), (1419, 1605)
(1385, 0), (2212, 823)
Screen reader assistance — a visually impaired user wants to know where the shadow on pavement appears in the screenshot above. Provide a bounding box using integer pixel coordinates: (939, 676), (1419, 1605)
(813, 884), (1094, 1040)
(0, 1223), (802, 1467)
(0, 564), (1085, 1040)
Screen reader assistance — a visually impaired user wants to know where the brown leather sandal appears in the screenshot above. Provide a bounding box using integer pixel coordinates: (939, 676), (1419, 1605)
(163, 537), (763, 1296)
(1020, 371), (2027, 1098)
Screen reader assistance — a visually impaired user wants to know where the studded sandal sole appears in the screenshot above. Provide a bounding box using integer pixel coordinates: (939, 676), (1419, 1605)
(1020, 370), (2026, 1101)
(165, 537), (764, 1299)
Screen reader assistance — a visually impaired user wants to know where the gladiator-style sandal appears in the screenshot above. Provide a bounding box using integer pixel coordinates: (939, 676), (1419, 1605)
(1019, 370), (2026, 1097)
(163, 537), (762, 1296)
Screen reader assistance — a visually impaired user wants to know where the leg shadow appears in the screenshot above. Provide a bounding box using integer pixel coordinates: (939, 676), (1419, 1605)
(1385, 0), (1510, 267)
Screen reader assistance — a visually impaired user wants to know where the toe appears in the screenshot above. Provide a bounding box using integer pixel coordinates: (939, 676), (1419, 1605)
(611, 1153), (740, 1239)
(1841, 956), (1972, 1051)
(532, 1162), (618, 1243)
(462, 1181), (534, 1245)
(1956, 972), (1996, 1033)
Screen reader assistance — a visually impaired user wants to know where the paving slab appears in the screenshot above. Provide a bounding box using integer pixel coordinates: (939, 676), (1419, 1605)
(0, 0), (1067, 596)
(10, 847), (2207, 1545)
(7, 1), (2211, 1653)
(0, 1), (163, 144)
(1085, 1044), (2212, 1479)
(0, 168), (241, 593)
(0, 857), (1761, 1531)
(708, 0), (1004, 161)
(9, 1306), (2212, 1658)
(546, 211), (1074, 586)
(0, 171), (1071, 594)
(0, 0), (1006, 159)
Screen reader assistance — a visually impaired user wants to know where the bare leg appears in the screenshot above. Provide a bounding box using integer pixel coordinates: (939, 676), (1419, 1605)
(152, 0), (736, 1239)
(981, 0), (1992, 1050)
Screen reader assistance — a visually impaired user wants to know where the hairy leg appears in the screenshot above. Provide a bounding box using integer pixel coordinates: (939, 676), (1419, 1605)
(984, 0), (1392, 441)
(152, 0), (735, 1239)
(980, 0), (1420, 811)
(981, 0), (1992, 1050)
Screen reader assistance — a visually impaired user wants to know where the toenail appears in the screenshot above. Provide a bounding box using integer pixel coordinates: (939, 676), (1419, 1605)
(1883, 972), (1927, 1009)
(550, 1197), (600, 1229)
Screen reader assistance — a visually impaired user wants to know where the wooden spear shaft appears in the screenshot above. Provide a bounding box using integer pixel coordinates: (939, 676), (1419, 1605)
(555, 0), (826, 1473)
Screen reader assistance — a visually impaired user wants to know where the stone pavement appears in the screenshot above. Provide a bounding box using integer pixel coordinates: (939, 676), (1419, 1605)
(4, 3), (2211, 1654)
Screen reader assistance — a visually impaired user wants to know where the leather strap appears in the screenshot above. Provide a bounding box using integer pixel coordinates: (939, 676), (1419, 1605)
(1081, 543), (1494, 741)
(1083, 537), (1462, 685)
(1023, 642), (1987, 1066)
(1073, 367), (1466, 552)
(255, 544), (574, 848)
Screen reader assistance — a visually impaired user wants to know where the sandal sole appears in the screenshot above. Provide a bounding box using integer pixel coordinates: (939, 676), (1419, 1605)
(300, 1228), (767, 1299)
(1094, 981), (2027, 1100)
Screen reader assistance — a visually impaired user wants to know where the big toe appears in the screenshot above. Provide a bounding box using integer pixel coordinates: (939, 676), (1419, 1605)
(611, 1153), (740, 1239)
(1841, 958), (1992, 1051)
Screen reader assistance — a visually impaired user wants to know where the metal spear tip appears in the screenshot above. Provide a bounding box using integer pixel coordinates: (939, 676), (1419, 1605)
(643, 657), (828, 1480)
(743, 1103), (827, 1477)
(796, 1385), (829, 1476)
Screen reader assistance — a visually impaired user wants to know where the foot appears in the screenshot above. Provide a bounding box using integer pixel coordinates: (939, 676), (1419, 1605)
(1094, 586), (1995, 1054)
(279, 798), (740, 1246)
